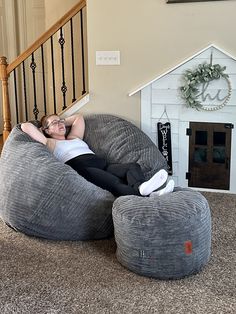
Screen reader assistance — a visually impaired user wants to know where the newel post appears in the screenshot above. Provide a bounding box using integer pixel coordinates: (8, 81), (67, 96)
(0, 56), (11, 142)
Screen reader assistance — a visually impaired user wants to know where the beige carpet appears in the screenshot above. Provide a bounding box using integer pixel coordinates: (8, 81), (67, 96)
(0, 192), (235, 314)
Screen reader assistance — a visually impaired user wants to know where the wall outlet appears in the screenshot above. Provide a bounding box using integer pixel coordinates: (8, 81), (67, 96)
(96, 51), (120, 65)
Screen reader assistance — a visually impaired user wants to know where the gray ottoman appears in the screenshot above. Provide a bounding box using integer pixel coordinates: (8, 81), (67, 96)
(112, 188), (211, 279)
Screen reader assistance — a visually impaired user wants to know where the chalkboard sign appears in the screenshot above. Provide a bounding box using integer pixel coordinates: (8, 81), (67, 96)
(157, 122), (173, 175)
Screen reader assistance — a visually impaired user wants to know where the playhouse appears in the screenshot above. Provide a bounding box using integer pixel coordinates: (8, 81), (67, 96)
(130, 45), (236, 194)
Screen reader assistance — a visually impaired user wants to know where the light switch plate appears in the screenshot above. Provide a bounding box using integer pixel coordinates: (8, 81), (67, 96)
(96, 51), (120, 65)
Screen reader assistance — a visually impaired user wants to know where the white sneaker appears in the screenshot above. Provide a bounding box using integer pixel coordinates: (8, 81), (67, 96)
(139, 169), (168, 196)
(150, 179), (175, 197)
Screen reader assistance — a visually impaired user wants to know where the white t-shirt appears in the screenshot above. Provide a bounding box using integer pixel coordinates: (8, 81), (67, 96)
(53, 138), (94, 163)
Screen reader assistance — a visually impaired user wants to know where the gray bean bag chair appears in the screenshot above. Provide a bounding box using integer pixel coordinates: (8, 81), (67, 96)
(0, 114), (167, 240)
(112, 187), (211, 279)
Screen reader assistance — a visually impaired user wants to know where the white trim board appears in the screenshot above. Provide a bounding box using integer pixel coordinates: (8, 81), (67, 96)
(129, 44), (236, 96)
(60, 94), (90, 118)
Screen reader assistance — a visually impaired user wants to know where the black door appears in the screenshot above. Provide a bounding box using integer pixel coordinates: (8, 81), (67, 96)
(188, 122), (232, 190)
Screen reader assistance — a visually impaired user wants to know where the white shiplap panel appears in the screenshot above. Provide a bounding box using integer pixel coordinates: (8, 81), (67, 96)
(149, 132), (157, 145)
(152, 89), (182, 105)
(225, 74), (236, 89)
(152, 88), (236, 107)
(171, 133), (179, 148)
(180, 109), (236, 124)
(195, 91), (236, 106)
(152, 104), (180, 119)
(152, 105), (236, 124)
(172, 147), (179, 163)
(152, 74), (181, 90)
(218, 104), (236, 114)
(152, 74), (236, 90)
(172, 176), (179, 186)
(172, 162), (179, 178)
(192, 76), (236, 89)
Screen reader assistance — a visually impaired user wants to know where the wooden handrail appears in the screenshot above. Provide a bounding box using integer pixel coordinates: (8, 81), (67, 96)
(0, 57), (11, 141)
(7, 0), (86, 75)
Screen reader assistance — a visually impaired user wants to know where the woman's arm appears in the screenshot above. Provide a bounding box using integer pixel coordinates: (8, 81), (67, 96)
(21, 122), (47, 145)
(65, 114), (85, 140)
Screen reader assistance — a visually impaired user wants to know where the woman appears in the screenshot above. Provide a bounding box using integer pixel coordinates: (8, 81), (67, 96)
(21, 113), (174, 197)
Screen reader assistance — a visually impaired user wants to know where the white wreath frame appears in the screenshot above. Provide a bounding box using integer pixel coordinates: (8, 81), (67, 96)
(201, 76), (232, 111)
(180, 63), (232, 111)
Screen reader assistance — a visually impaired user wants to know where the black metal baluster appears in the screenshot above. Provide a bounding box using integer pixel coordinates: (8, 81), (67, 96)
(30, 52), (39, 120)
(59, 27), (67, 110)
(13, 69), (19, 123)
(80, 9), (86, 95)
(41, 44), (47, 115)
(50, 36), (57, 114)
(22, 61), (28, 121)
(70, 18), (76, 102)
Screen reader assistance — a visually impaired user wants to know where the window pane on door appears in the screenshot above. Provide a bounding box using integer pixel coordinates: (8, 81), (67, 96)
(194, 147), (207, 162)
(213, 132), (226, 146)
(213, 132), (226, 163)
(195, 131), (207, 145)
(213, 147), (225, 163)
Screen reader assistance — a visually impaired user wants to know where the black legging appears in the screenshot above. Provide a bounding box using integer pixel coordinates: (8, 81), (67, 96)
(65, 154), (145, 197)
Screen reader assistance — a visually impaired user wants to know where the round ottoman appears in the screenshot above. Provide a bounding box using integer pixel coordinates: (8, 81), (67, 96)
(112, 188), (211, 279)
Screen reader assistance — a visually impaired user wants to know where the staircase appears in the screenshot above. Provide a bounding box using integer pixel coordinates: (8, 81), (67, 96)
(0, 0), (88, 144)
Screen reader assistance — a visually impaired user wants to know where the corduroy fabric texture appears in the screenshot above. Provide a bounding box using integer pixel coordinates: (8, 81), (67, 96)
(0, 114), (167, 240)
(112, 187), (211, 279)
(84, 114), (167, 180)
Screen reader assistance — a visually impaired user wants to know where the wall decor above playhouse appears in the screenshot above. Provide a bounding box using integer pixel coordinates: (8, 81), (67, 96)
(129, 44), (236, 194)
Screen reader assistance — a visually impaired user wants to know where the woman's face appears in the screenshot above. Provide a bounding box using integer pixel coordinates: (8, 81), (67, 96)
(44, 115), (66, 138)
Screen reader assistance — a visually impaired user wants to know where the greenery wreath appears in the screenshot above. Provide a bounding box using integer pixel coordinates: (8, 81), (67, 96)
(180, 63), (231, 111)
